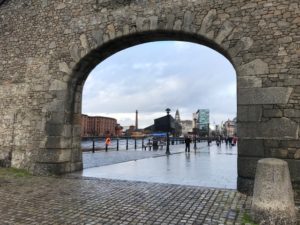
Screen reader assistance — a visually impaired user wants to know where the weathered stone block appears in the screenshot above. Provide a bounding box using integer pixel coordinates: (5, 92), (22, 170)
(215, 20), (234, 44)
(199, 9), (216, 34)
(238, 156), (260, 179)
(33, 162), (71, 175)
(280, 140), (300, 148)
(238, 118), (299, 139)
(294, 150), (300, 159)
(263, 109), (283, 118)
(284, 109), (300, 118)
(264, 139), (280, 148)
(269, 148), (289, 158)
(238, 59), (269, 76)
(237, 76), (262, 88)
(45, 137), (72, 149)
(238, 87), (293, 105)
(238, 139), (264, 157)
(36, 149), (71, 163)
(237, 105), (262, 122)
(237, 176), (254, 195)
(70, 162), (83, 172)
(286, 159), (300, 182)
(284, 78), (300, 86)
(45, 124), (64, 136)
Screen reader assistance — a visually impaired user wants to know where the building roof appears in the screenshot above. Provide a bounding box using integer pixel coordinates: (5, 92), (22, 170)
(81, 114), (117, 121)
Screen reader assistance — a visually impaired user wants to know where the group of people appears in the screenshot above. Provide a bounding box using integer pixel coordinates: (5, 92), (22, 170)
(185, 135), (238, 152)
(215, 135), (238, 146)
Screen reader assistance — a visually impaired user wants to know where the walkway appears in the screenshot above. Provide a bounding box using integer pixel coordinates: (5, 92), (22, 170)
(82, 142), (209, 169)
(80, 144), (237, 189)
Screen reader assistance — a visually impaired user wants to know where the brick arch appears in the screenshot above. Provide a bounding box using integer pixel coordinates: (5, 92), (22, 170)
(1, 0), (299, 194)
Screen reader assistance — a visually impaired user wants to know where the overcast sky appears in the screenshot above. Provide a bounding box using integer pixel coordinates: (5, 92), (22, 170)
(82, 41), (236, 128)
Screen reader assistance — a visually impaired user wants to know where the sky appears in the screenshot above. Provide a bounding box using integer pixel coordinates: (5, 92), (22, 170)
(82, 41), (237, 129)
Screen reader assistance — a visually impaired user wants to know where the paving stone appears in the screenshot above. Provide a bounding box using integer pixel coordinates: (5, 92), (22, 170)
(0, 175), (254, 224)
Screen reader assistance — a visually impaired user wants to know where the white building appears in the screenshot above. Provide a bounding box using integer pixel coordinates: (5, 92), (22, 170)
(180, 120), (193, 135)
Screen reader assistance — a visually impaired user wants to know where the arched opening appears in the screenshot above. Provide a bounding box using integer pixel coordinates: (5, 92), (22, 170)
(70, 31), (237, 189)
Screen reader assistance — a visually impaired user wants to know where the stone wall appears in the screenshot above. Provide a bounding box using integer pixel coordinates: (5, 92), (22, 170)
(0, 0), (299, 193)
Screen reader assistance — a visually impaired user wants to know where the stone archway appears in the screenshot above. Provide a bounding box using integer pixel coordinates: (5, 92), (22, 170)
(0, 0), (299, 193)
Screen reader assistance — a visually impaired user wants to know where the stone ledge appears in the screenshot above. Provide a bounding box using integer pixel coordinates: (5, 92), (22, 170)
(238, 87), (293, 105)
(238, 118), (299, 139)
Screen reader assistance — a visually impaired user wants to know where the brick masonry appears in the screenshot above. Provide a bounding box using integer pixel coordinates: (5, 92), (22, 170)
(81, 114), (117, 137)
(0, 0), (299, 193)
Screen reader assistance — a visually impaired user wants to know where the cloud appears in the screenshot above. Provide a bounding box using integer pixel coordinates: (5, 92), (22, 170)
(82, 41), (236, 128)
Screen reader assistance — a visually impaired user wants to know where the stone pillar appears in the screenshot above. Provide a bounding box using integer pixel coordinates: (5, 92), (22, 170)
(251, 158), (296, 224)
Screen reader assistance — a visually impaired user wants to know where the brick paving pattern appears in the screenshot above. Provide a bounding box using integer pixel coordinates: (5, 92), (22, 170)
(0, 176), (251, 225)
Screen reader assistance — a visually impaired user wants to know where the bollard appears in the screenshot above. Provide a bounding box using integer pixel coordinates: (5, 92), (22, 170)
(134, 138), (137, 150)
(126, 137), (128, 150)
(117, 138), (119, 151)
(251, 158), (296, 225)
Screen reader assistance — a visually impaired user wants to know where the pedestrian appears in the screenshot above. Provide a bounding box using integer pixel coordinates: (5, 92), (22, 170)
(216, 135), (221, 147)
(207, 137), (211, 146)
(105, 137), (111, 151)
(185, 136), (191, 152)
(232, 135), (238, 146)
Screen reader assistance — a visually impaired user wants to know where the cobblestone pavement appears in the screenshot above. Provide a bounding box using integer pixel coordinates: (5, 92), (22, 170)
(0, 175), (252, 225)
(83, 142), (209, 169)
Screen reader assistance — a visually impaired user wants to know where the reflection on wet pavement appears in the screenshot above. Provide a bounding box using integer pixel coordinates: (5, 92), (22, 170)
(78, 143), (237, 189)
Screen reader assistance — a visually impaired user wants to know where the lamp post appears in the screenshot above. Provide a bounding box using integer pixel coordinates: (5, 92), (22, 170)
(193, 118), (197, 150)
(166, 108), (171, 155)
(92, 117), (96, 153)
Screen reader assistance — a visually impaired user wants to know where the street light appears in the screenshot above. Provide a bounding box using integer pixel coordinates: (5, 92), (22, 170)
(193, 118), (197, 150)
(166, 108), (171, 155)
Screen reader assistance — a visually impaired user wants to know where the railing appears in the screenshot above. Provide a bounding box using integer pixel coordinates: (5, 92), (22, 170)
(81, 136), (209, 152)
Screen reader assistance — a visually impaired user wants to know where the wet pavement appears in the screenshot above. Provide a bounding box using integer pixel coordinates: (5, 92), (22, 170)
(80, 143), (237, 189)
(82, 142), (208, 169)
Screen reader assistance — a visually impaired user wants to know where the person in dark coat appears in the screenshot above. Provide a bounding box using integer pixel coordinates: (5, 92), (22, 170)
(185, 136), (192, 152)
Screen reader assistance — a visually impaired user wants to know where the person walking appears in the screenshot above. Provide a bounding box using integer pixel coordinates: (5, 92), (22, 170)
(185, 136), (192, 152)
(105, 137), (111, 152)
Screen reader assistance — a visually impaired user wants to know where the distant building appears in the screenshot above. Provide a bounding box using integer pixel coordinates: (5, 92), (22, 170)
(180, 120), (193, 135)
(175, 109), (181, 122)
(194, 109), (210, 136)
(223, 118), (237, 137)
(125, 125), (136, 136)
(81, 114), (118, 137)
(115, 124), (123, 136)
(143, 114), (182, 137)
